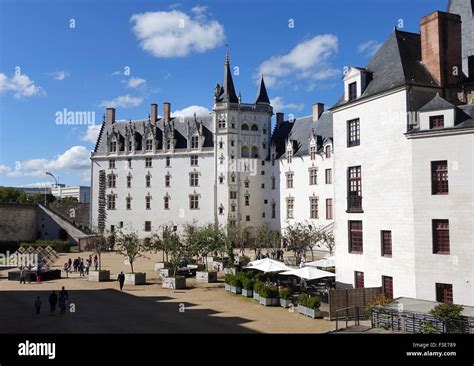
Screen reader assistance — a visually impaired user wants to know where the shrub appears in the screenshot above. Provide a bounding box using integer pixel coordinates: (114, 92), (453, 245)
(365, 293), (393, 317)
(224, 274), (234, 285)
(279, 288), (291, 300)
(260, 285), (278, 299)
(422, 320), (438, 334)
(230, 274), (242, 287)
(298, 293), (320, 309)
(254, 281), (264, 294)
(242, 277), (255, 290)
(430, 303), (465, 332)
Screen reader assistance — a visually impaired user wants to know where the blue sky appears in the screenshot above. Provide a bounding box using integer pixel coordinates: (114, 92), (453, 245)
(0, 0), (447, 187)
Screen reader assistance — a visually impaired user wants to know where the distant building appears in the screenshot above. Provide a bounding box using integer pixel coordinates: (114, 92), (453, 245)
(9, 187), (51, 196)
(51, 185), (91, 203)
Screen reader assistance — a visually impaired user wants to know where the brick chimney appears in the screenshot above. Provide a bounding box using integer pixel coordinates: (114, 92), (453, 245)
(276, 112), (284, 128)
(163, 102), (171, 123)
(420, 11), (463, 87)
(150, 103), (158, 122)
(312, 103), (324, 122)
(105, 108), (115, 125)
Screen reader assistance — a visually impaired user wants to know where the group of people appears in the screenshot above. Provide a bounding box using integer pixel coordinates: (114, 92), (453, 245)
(19, 265), (43, 284)
(33, 286), (69, 317)
(68, 255), (99, 277)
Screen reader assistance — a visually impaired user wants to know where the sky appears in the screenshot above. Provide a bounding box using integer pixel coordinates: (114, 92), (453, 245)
(0, 0), (448, 188)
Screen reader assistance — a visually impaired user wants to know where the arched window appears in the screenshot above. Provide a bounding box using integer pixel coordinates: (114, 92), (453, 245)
(241, 123), (249, 131)
(251, 124), (258, 131)
(251, 146), (259, 158)
(241, 145), (250, 158)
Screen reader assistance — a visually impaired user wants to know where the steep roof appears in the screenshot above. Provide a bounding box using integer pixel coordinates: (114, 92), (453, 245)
(419, 93), (456, 112)
(255, 76), (270, 104)
(217, 50), (238, 103)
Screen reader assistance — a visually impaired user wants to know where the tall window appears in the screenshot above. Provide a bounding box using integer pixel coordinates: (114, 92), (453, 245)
(145, 196), (151, 210)
(271, 153), (275, 166)
(381, 230), (392, 257)
(244, 179), (249, 188)
(229, 191), (237, 200)
(271, 202), (276, 219)
(348, 166), (362, 211)
(382, 276), (393, 299)
(164, 196), (170, 210)
(145, 175), (151, 188)
(286, 198), (294, 219)
(109, 159), (115, 169)
(347, 119), (360, 147)
(107, 194), (116, 210)
(107, 174), (116, 188)
(325, 145), (331, 158)
(430, 115), (444, 129)
(127, 159), (132, 169)
(287, 149), (292, 164)
(310, 197), (318, 219)
(126, 196), (131, 210)
(310, 145), (316, 160)
(436, 283), (453, 304)
(245, 195), (250, 206)
(165, 174), (171, 187)
(190, 155), (198, 166)
(145, 158), (152, 168)
(348, 82), (357, 101)
(127, 175), (132, 188)
(109, 141), (117, 152)
(144, 221), (151, 232)
(354, 271), (364, 288)
(431, 161), (448, 195)
(326, 199), (333, 220)
(145, 139), (153, 151)
(190, 172), (199, 187)
(309, 168), (317, 185)
(325, 168), (332, 184)
(166, 157), (171, 167)
(166, 139), (172, 150)
(349, 220), (363, 253)
(286, 172), (294, 188)
(191, 135), (199, 149)
(189, 194), (199, 210)
(433, 219), (450, 254)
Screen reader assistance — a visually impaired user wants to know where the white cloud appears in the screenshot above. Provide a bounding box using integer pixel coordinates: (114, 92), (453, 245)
(191, 5), (208, 15)
(123, 77), (146, 89)
(171, 105), (211, 118)
(358, 40), (382, 56)
(130, 9), (225, 58)
(18, 181), (55, 188)
(257, 35), (339, 89)
(270, 96), (304, 112)
(0, 146), (91, 179)
(99, 94), (144, 108)
(81, 124), (102, 144)
(50, 70), (69, 81)
(0, 72), (45, 98)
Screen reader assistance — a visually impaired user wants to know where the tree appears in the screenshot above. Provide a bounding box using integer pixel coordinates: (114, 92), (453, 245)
(59, 196), (78, 204)
(0, 187), (28, 203)
(254, 225), (280, 258)
(115, 230), (146, 273)
(146, 224), (179, 263)
(321, 229), (335, 256)
(430, 303), (465, 333)
(284, 221), (313, 259)
(84, 232), (108, 270)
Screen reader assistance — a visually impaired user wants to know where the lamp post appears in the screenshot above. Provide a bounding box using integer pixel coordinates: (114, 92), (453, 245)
(45, 171), (58, 204)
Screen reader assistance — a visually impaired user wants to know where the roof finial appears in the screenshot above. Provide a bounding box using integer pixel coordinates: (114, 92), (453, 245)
(225, 44), (229, 66)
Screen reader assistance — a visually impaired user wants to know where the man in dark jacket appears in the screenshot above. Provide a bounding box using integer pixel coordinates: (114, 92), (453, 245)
(117, 271), (125, 291)
(48, 291), (57, 315)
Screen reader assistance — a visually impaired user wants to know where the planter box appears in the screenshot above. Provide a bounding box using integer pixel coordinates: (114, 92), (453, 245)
(89, 270), (110, 282)
(230, 285), (242, 294)
(157, 268), (175, 278)
(225, 284), (231, 292)
(242, 288), (253, 297)
(259, 297), (279, 306)
(224, 267), (236, 275)
(125, 272), (146, 285)
(253, 292), (260, 301)
(280, 298), (292, 308)
(154, 262), (170, 271)
(162, 276), (186, 289)
(297, 305), (322, 319)
(196, 271), (217, 283)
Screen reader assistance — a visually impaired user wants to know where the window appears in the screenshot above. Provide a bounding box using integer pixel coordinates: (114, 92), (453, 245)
(230, 140), (234, 147)
(146, 175), (151, 188)
(433, 219), (450, 254)
(245, 195), (250, 206)
(349, 221), (363, 253)
(271, 202), (276, 219)
(191, 135), (199, 149)
(219, 176), (224, 184)
(165, 174), (171, 187)
(381, 231), (392, 257)
(190, 172), (199, 187)
(348, 166), (362, 211)
(261, 183), (265, 189)
(218, 141), (223, 149)
(146, 139), (153, 151)
(287, 149), (292, 164)
(231, 203), (236, 212)
(166, 157), (171, 167)
(251, 124), (258, 131)
(326, 199), (333, 220)
(241, 123), (249, 131)
(325, 145), (331, 158)
(271, 153), (275, 166)
(310, 145), (316, 160)
(218, 206), (224, 215)
(189, 195), (199, 210)
(271, 176), (276, 190)
(145, 196), (151, 210)
(127, 159), (132, 169)
(128, 140), (133, 152)
(108, 174), (116, 188)
(229, 191), (237, 200)
(286, 172), (294, 188)
(164, 196), (170, 210)
(244, 179), (249, 188)
(430, 115), (444, 129)
(109, 159), (115, 169)
(348, 82), (357, 101)
(110, 225), (115, 233)
(310, 197), (318, 219)
(126, 197), (131, 210)
(382, 276), (393, 299)
(107, 194), (116, 210)
(325, 169), (332, 184)
(231, 174), (236, 183)
(119, 221), (123, 228)
(145, 158), (152, 168)
(144, 221), (152, 232)
(431, 161), (448, 194)
(354, 271), (364, 288)
(109, 141), (117, 152)
(347, 119), (360, 147)
(286, 198), (294, 219)
(309, 168), (317, 185)
(166, 139), (172, 150)
(127, 175), (132, 188)
(190, 155), (198, 166)
(436, 283), (453, 304)
(246, 215), (251, 221)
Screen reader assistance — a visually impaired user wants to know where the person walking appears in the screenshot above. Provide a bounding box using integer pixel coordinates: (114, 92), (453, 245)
(78, 259), (84, 277)
(48, 291), (58, 316)
(85, 258), (90, 275)
(60, 286), (69, 305)
(94, 256), (98, 271)
(58, 292), (67, 316)
(68, 258), (72, 270)
(27, 265), (32, 284)
(73, 258), (78, 272)
(19, 266), (26, 284)
(35, 267), (42, 284)
(34, 296), (42, 317)
(117, 271), (125, 291)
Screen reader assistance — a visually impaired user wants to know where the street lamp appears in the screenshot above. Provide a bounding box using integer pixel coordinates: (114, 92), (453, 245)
(45, 171), (58, 204)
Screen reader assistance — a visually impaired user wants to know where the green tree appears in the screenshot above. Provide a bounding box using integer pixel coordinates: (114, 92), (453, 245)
(0, 187), (28, 203)
(430, 303), (465, 333)
(115, 230), (145, 273)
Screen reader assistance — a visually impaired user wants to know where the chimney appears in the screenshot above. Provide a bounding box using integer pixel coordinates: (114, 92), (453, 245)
(276, 112), (284, 128)
(105, 108), (115, 125)
(150, 103), (158, 122)
(420, 11), (462, 87)
(163, 102), (171, 122)
(312, 103), (324, 122)
(468, 56), (474, 80)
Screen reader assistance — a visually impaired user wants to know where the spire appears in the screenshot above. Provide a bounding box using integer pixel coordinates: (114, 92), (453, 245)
(217, 46), (238, 103)
(255, 75), (270, 104)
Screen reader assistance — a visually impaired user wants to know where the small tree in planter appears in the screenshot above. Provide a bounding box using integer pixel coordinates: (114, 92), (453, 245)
(161, 230), (189, 290)
(224, 273), (234, 292)
(229, 272), (243, 294)
(297, 293), (322, 318)
(430, 303), (465, 333)
(279, 288), (292, 308)
(85, 233), (110, 282)
(115, 230), (147, 285)
(241, 276), (255, 298)
(259, 285), (279, 306)
(253, 281), (263, 301)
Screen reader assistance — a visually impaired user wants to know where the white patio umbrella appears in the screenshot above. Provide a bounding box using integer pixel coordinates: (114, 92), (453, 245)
(245, 258), (291, 273)
(246, 258), (267, 267)
(280, 266), (335, 280)
(306, 256), (336, 268)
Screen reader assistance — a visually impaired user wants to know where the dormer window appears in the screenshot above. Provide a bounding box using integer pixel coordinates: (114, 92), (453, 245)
(325, 145), (331, 158)
(287, 149), (292, 164)
(146, 139), (153, 151)
(430, 115), (444, 129)
(348, 82), (357, 101)
(310, 145), (316, 160)
(109, 140), (117, 152)
(191, 135), (199, 149)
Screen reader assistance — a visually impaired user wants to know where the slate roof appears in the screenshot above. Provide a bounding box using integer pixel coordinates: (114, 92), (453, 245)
(418, 93), (456, 112)
(255, 77), (270, 104)
(271, 111), (333, 158)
